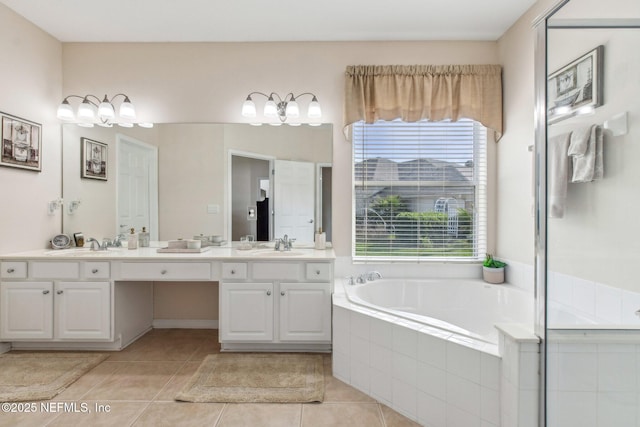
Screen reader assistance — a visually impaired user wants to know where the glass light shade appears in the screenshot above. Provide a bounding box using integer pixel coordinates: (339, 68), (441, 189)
(97, 122), (113, 128)
(77, 101), (95, 120)
(307, 99), (322, 119)
(285, 101), (300, 118)
(57, 101), (75, 120)
(264, 99), (278, 118)
(138, 122), (154, 128)
(119, 101), (136, 120)
(77, 122), (95, 128)
(118, 122), (134, 128)
(242, 99), (257, 117)
(98, 100), (115, 120)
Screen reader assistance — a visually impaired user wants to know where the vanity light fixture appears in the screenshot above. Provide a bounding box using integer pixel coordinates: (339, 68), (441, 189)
(241, 92), (322, 125)
(56, 93), (151, 128)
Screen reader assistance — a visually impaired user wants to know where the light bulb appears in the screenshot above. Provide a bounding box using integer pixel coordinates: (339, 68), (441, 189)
(307, 96), (322, 119)
(119, 97), (136, 120)
(77, 100), (95, 120)
(285, 100), (299, 118)
(98, 96), (115, 120)
(264, 97), (278, 118)
(242, 97), (257, 117)
(56, 100), (75, 121)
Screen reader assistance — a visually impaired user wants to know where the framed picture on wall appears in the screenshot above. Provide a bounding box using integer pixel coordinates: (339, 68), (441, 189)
(0, 112), (42, 172)
(81, 137), (108, 180)
(547, 45), (604, 123)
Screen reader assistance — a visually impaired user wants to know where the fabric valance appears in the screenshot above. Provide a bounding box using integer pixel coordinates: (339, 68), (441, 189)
(344, 64), (503, 141)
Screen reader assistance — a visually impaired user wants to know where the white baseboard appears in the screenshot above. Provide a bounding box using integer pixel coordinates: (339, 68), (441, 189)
(152, 319), (219, 329)
(0, 342), (11, 353)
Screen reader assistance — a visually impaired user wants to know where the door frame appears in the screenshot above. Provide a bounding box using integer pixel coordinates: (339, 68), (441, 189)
(226, 149), (274, 242)
(115, 134), (159, 240)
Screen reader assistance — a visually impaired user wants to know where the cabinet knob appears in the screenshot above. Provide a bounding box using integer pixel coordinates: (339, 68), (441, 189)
(7, 268), (15, 273)
(92, 269), (99, 274)
(281, 291), (286, 296)
(315, 270), (321, 275)
(42, 290), (50, 295)
(230, 270), (235, 274)
(266, 290), (271, 296)
(161, 270), (167, 275)
(57, 290), (63, 295)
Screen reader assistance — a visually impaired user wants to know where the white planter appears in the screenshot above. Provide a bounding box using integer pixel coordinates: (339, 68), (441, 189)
(483, 266), (505, 284)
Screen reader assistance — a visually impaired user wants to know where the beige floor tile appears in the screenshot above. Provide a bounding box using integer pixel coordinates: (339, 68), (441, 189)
(47, 401), (149, 427)
(301, 402), (383, 427)
(154, 361), (201, 401)
(0, 405), (60, 427)
(218, 403), (302, 427)
(380, 404), (421, 426)
(132, 401), (225, 426)
(188, 339), (221, 362)
(82, 361), (183, 401)
(322, 376), (376, 403)
(53, 361), (122, 401)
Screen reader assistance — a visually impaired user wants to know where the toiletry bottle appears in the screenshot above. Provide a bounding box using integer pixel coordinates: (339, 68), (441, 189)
(128, 228), (138, 250)
(315, 227), (326, 250)
(139, 226), (150, 247)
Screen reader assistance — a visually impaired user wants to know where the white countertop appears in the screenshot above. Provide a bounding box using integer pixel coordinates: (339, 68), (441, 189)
(0, 242), (336, 261)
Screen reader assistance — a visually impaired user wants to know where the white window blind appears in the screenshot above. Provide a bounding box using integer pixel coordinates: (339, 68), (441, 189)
(352, 119), (487, 261)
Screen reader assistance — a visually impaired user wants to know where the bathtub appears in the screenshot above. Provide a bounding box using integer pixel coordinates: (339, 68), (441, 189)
(332, 277), (538, 426)
(344, 278), (533, 346)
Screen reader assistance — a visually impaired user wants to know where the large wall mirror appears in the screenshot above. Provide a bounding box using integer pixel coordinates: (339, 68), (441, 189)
(62, 123), (332, 244)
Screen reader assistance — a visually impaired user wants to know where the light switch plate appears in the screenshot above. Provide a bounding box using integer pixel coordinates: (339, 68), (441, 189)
(207, 204), (220, 214)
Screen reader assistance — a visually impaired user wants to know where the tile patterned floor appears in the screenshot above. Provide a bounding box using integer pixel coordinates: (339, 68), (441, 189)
(2, 329), (421, 427)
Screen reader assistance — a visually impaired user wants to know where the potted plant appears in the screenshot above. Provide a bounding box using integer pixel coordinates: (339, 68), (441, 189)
(483, 254), (506, 284)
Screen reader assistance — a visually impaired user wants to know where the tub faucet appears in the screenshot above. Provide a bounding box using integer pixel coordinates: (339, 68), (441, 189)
(356, 274), (367, 284)
(367, 271), (382, 281)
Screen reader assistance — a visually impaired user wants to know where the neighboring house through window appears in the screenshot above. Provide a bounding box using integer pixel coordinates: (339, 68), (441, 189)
(353, 119), (487, 261)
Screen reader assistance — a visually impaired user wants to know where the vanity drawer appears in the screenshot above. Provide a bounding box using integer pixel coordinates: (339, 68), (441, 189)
(305, 263), (331, 281)
(1, 262), (27, 279)
(83, 262), (110, 279)
(119, 262), (211, 280)
(252, 262), (300, 280)
(30, 261), (80, 279)
(222, 263), (248, 280)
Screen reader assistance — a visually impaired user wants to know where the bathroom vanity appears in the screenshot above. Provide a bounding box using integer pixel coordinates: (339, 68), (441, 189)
(0, 245), (334, 353)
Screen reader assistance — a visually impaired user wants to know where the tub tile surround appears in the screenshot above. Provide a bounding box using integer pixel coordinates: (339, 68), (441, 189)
(333, 258), (542, 426)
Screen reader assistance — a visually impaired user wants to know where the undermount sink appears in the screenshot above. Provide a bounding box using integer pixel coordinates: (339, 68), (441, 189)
(45, 248), (125, 256)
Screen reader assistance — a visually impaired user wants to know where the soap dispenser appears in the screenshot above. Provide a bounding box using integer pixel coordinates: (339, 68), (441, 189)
(138, 226), (150, 247)
(128, 228), (138, 250)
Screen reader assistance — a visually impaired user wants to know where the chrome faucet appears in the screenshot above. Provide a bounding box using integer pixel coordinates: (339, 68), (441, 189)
(274, 234), (296, 251)
(367, 271), (382, 281)
(86, 238), (101, 251)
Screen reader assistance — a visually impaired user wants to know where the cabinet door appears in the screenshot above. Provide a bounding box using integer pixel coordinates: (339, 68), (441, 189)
(220, 282), (273, 341)
(279, 282), (331, 342)
(55, 282), (111, 340)
(0, 281), (53, 340)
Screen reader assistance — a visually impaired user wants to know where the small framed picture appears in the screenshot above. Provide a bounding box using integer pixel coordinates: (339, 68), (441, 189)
(547, 45), (604, 123)
(0, 112), (42, 172)
(81, 137), (108, 180)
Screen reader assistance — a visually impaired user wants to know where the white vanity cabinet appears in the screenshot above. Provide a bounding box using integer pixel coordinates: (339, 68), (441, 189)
(0, 281), (110, 340)
(219, 260), (333, 351)
(0, 261), (112, 342)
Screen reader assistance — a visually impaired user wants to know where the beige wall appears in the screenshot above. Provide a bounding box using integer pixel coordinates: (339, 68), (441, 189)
(0, 3), (62, 254)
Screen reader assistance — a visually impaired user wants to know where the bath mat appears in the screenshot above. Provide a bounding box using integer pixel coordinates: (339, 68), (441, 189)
(175, 353), (324, 403)
(0, 352), (108, 402)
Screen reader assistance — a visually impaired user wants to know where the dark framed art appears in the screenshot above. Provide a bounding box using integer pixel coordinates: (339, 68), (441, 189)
(81, 137), (108, 180)
(547, 45), (604, 123)
(0, 112), (42, 172)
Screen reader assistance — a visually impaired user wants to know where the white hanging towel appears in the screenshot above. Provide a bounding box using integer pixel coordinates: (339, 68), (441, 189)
(568, 124), (603, 183)
(548, 132), (572, 218)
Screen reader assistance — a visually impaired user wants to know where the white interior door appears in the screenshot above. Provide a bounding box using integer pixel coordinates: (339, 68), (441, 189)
(273, 159), (315, 242)
(117, 135), (158, 240)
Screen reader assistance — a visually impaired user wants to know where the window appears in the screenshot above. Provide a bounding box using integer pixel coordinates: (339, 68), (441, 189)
(353, 119), (487, 261)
